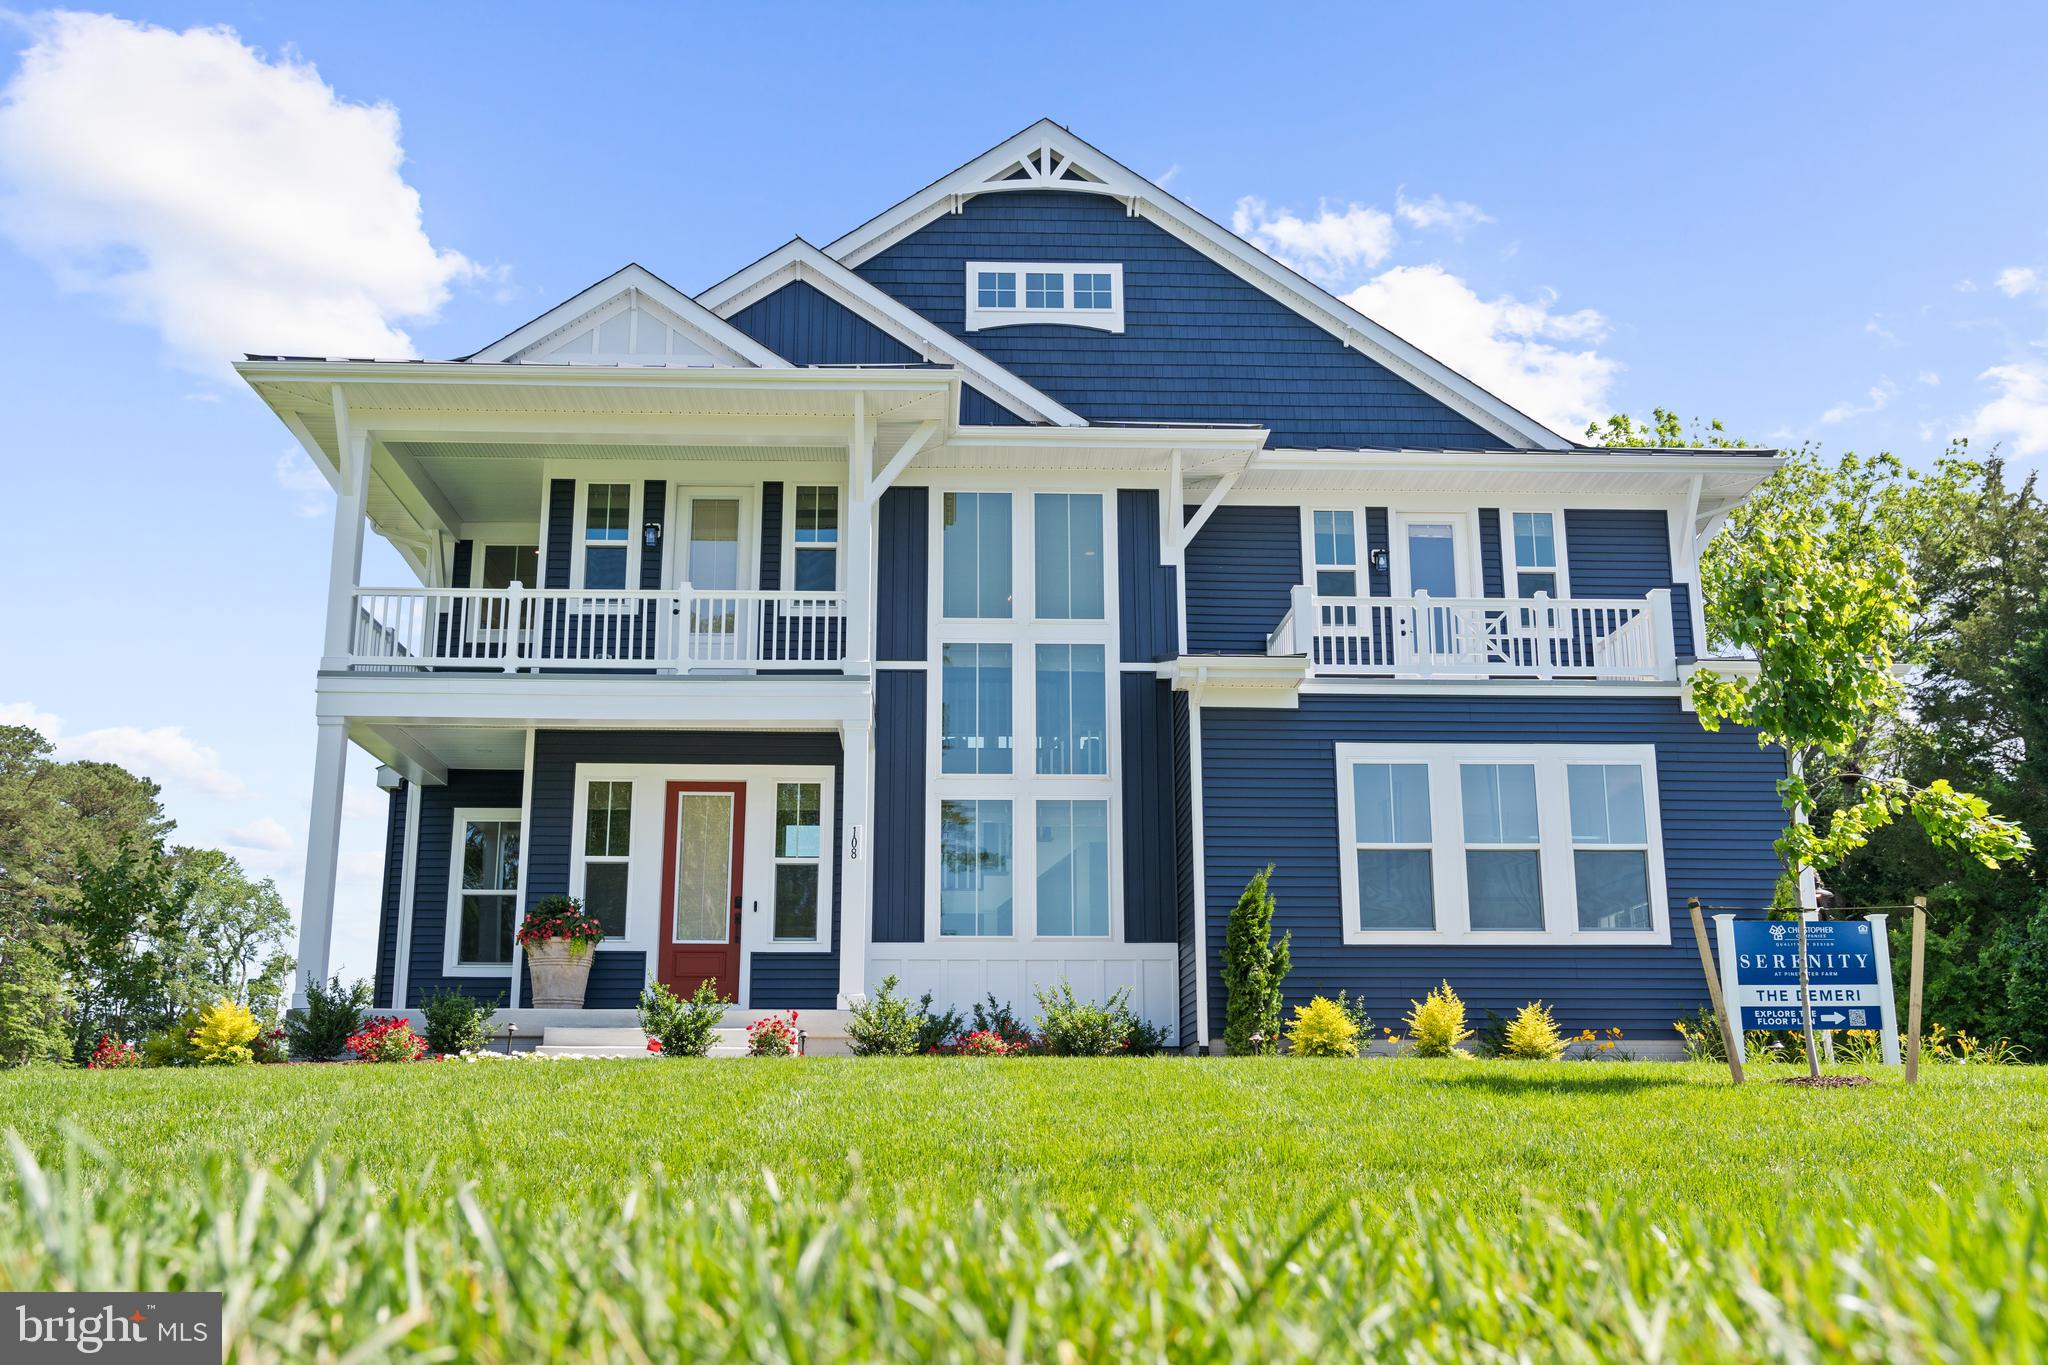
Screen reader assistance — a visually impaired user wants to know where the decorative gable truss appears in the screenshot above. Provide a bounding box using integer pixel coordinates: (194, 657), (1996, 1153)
(466, 263), (786, 368)
(823, 120), (1572, 451)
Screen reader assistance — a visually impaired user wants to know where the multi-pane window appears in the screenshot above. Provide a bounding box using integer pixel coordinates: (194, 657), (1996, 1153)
(457, 816), (519, 966)
(773, 782), (824, 941)
(479, 544), (539, 590)
(939, 799), (1013, 937)
(1036, 800), (1109, 937)
(1510, 512), (1560, 598)
(941, 643), (1013, 774)
(1034, 644), (1106, 775)
(1313, 510), (1358, 596)
(976, 271), (1017, 309)
(1033, 493), (1104, 619)
(583, 483), (630, 589)
(1025, 271), (1065, 308)
(792, 486), (840, 591)
(1073, 273), (1114, 309)
(941, 492), (1013, 618)
(1352, 763), (1434, 930)
(1460, 764), (1542, 930)
(1569, 764), (1652, 930)
(582, 781), (630, 938)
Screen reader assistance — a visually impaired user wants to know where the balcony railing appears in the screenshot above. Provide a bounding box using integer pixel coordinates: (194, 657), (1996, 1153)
(347, 585), (848, 672)
(1268, 587), (1677, 681)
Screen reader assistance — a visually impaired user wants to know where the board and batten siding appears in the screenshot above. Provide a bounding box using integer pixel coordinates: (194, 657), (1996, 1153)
(1119, 674), (1179, 944)
(726, 279), (921, 368)
(1197, 695), (1783, 1038)
(1170, 692), (1199, 1046)
(402, 769), (526, 1008)
(855, 190), (1498, 449)
(372, 783), (408, 1009)
(1117, 488), (1178, 662)
(1184, 504), (1301, 655)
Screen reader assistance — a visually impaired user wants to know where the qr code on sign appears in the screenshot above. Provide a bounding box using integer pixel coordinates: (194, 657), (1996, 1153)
(1848, 1009), (1869, 1027)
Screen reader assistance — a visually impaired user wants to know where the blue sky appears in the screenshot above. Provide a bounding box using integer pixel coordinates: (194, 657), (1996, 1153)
(3, 3), (2045, 983)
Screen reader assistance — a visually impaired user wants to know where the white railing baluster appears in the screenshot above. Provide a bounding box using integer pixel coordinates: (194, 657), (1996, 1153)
(1293, 590), (1672, 682)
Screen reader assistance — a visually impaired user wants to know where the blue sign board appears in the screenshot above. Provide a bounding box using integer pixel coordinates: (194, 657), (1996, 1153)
(1716, 917), (1896, 1044)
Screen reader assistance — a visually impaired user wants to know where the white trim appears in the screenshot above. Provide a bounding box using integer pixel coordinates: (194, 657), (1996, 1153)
(671, 484), (759, 592)
(571, 477), (642, 591)
(510, 728), (536, 1008)
(443, 806), (524, 978)
(1498, 507), (1571, 600)
(781, 481), (845, 593)
(1185, 695), (1210, 1048)
(965, 262), (1125, 333)
(1390, 510), (1474, 598)
(1331, 742), (1670, 947)
(820, 120), (1569, 450)
(469, 264), (787, 368)
(390, 778), (422, 1008)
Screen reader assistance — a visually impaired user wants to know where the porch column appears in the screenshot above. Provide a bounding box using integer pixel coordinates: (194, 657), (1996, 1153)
(294, 716), (349, 1009)
(837, 713), (874, 1007)
(844, 402), (875, 667)
(321, 384), (372, 670)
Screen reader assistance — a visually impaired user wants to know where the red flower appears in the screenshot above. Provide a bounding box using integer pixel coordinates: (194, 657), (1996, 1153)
(646, 1038), (662, 1053)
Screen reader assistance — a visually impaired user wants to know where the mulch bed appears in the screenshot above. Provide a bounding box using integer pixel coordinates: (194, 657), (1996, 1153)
(1774, 1074), (1874, 1089)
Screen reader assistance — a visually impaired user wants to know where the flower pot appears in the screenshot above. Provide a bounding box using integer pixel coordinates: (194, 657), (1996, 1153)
(526, 938), (595, 1008)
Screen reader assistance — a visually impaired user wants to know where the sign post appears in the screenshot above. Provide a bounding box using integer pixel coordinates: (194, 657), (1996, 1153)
(1907, 896), (1927, 1085)
(1687, 898), (1744, 1084)
(1715, 915), (1900, 1067)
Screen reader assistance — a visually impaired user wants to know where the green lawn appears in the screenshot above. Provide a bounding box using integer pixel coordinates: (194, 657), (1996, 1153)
(3, 1058), (2044, 1358)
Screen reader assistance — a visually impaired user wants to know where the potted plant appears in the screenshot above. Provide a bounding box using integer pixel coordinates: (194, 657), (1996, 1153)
(517, 895), (605, 1008)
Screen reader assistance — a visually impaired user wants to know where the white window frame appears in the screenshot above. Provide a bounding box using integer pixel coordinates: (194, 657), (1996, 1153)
(572, 479), (640, 591)
(671, 485), (757, 592)
(964, 261), (1126, 333)
(924, 476), (1123, 945)
(1502, 507), (1570, 599)
(579, 779), (634, 942)
(1390, 511), (1475, 598)
(443, 807), (523, 977)
(1333, 742), (1668, 946)
(769, 779), (831, 943)
(782, 483), (845, 594)
(1309, 508), (1362, 598)
(469, 542), (541, 590)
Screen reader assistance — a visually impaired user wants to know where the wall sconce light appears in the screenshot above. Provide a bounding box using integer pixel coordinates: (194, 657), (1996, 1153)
(643, 522), (662, 549)
(1369, 548), (1390, 573)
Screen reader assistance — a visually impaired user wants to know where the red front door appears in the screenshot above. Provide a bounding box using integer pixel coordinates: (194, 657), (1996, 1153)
(657, 781), (745, 1001)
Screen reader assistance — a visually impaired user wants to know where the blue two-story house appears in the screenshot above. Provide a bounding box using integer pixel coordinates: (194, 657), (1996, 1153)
(243, 121), (1783, 1053)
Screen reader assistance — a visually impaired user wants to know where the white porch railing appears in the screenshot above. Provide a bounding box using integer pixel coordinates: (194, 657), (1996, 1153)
(1268, 587), (1677, 681)
(347, 585), (848, 672)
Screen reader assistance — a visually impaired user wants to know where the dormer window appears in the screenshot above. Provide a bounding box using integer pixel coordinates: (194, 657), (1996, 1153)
(965, 263), (1124, 333)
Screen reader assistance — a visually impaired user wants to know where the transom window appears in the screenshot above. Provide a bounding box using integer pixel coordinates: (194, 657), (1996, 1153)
(452, 811), (520, 969)
(964, 262), (1125, 333)
(791, 485), (841, 591)
(1335, 745), (1666, 944)
(582, 483), (631, 590)
(582, 781), (631, 938)
(773, 782), (824, 941)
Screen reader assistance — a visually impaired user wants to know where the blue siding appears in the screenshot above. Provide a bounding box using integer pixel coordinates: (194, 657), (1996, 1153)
(1117, 488), (1178, 662)
(961, 385), (1029, 425)
(640, 481), (665, 590)
(525, 730), (841, 1010)
(1366, 508), (1390, 596)
(760, 482), (784, 590)
(876, 486), (928, 660)
(1119, 675), (1178, 943)
(1566, 508), (1693, 657)
(856, 190), (1497, 449)
(1184, 504), (1300, 654)
(404, 769), (525, 1008)
(451, 539), (473, 587)
(1478, 509), (1504, 597)
(726, 279), (921, 367)
(544, 479), (574, 589)
(872, 669), (927, 942)
(372, 784), (407, 1009)
(1171, 692), (1198, 1046)
(1199, 695), (1783, 1038)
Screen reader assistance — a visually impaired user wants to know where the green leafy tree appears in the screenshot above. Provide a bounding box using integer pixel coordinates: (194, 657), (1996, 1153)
(59, 841), (198, 1061)
(1222, 866), (1291, 1055)
(174, 847), (295, 1020)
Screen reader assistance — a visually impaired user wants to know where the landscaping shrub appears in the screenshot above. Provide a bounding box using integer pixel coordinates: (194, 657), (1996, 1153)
(1330, 989), (1374, 1038)
(285, 975), (371, 1062)
(1033, 982), (1128, 1056)
(954, 1029), (1022, 1057)
(85, 1035), (139, 1069)
(1501, 1002), (1566, 1061)
(970, 995), (1034, 1051)
(915, 996), (965, 1053)
(1222, 866), (1290, 1055)
(421, 987), (499, 1055)
(140, 1009), (200, 1067)
(251, 1026), (287, 1064)
(844, 975), (922, 1056)
(192, 997), (261, 1065)
(1285, 996), (1358, 1057)
(1403, 981), (1472, 1057)
(747, 1011), (800, 1057)
(638, 980), (729, 1057)
(345, 1017), (426, 1063)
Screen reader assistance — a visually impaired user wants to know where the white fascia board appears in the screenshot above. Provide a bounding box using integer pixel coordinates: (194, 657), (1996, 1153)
(1252, 447), (1782, 480)
(235, 358), (954, 395)
(695, 239), (1086, 427)
(316, 671), (873, 729)
(821, 119), (1571, 452)
(466, 263), (790, 368)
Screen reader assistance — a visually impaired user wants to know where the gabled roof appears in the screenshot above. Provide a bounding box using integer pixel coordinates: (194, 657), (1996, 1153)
(822, 119), (1572, 452)
(696, 239), (1084, 427)
(465, 263), (788, 368)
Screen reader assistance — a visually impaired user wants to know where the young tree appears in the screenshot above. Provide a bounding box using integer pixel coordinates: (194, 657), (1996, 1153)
(174, 847), (296, 1019)
(1222, 866), (1291, 1055)
(60, 841), (198, 1060)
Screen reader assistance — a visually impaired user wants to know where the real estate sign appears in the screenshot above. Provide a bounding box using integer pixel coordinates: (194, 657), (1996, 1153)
(1714, 915), (1901, 1065)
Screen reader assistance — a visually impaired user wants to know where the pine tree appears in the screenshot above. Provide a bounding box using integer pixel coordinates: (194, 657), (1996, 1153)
(1222, 866), (1290, 1055)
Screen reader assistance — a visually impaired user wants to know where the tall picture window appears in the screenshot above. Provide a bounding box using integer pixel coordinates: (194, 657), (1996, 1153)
(454, 813), (520, 967)
(941, 492), (1013, 619)
(581, 781), (631, 938)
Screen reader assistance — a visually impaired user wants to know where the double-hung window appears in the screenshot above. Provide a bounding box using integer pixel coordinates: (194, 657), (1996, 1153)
(582, 781), (631, 938)
(582, 483), (631, 589)
(451, 811), (520, 970)
(1336, 744), (1666, 944)
(1313, 510), (1359, 596)
(1508, 511), (1562, 598)
(791, 486), (840, 591)
(773, 782), (825, 941)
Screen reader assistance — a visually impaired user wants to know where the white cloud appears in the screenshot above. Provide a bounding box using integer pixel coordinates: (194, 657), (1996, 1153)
(1154, 163), (1182, 189)
(1917, 370), (1941, 387)
(2, 700), (247, 797)
(0, 700), (65, 736)
(1394, 190), (1491, 237)
(1820, 378), (1899, 425)
(1968, 360), (2048, 458)
(1864, 317), (1903, 347)
(275, 448), (330, 517)
(1342, 263), (1621, 437)
(0, 11), (478, 371)
(1232, 195), (1397, 283)
(226, 816), (296, 852)
(1995, 266), (2043, 299)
